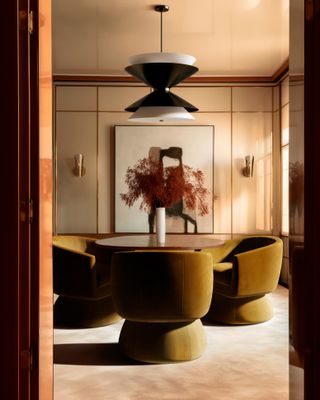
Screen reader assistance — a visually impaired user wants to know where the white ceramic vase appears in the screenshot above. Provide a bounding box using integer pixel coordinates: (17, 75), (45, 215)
(156, 207), (166, 244)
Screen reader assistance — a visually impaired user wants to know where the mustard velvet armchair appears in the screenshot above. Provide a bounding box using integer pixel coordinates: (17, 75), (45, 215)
(202, 236), (283, 324)
(111, 251), (213, 363)
(53, 235), (121, 328)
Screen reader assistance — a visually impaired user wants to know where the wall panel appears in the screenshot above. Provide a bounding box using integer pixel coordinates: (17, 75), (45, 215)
(281, 104), (289, 145)
(173, 87), (231, 112)
(281, 76), (289, 107)
(56, 111), (97, 233)
(273, 84), (280, 111)
(98, 86), (149, 111)
(232, 112), (273, 233)
(272, 107), (281, 235)
(98, 112), (130, 232)
(56, 86), (97, 111)
(192, 113), (232, 233)
(233, 87), (272, 112)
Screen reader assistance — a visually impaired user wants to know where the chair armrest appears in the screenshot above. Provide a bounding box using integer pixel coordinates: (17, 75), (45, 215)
(202, 239), (241, 263)
(213, 262), (233, 273)
(211, 262), (234, 296)
(234, 239), (283, 296)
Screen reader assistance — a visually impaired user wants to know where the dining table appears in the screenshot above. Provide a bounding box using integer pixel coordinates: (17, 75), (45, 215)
(95, 234), (224, 251)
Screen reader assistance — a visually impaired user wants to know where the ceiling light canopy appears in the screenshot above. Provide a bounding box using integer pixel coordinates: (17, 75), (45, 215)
(125, 5), (199, 122)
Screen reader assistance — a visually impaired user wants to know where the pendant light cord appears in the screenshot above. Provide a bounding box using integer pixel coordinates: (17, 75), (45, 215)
(155, 5), (169, 52)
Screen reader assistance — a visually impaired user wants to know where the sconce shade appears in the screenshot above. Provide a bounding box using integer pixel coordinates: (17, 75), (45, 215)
(73, 154), (85, 177)
(128, 106), (195, 122)
(125, 90), (198, 112)
(242, 155), (254, 177)
(125, 63), (198, 89)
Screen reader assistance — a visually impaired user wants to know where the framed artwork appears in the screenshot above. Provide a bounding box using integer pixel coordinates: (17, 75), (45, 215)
(114, 125), (214, 233)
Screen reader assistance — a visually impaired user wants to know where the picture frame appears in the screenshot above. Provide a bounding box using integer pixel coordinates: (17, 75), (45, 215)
(114, 125), (214, 233)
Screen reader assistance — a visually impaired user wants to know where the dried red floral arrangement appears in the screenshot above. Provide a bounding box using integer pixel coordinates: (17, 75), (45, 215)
(120, 157), (210, 215)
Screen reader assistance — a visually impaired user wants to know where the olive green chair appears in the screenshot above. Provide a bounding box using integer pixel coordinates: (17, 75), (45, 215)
(53, 235), (122, 328)
(111, 251), (213, 363)
(202, 236), (283, 325)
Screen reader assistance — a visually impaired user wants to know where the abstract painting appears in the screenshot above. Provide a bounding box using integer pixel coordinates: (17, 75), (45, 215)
(114, 125), (214, 233)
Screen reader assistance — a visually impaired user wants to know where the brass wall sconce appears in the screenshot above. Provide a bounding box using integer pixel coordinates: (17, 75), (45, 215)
(73, 154), (85, 177)
(242, 155), (254, 177)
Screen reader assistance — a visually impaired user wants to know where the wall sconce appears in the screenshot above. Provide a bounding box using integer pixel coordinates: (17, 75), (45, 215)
(242, 155), (254, 177)
(73, 154), (85, 177)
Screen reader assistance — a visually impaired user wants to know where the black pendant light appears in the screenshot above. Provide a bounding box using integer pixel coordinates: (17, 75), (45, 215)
(125, 5), (199, 122)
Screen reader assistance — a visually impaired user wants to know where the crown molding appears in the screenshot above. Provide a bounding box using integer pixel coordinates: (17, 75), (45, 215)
(53, 60), (289, 85)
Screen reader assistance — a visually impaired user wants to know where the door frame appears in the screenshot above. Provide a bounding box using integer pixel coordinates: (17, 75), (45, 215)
(2, 0), (320, 399)
(0, 1), (53, 399)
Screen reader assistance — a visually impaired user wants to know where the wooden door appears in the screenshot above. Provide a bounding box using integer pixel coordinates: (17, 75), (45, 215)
(304, 0), (320, 398)
(289, 0), (320, 399)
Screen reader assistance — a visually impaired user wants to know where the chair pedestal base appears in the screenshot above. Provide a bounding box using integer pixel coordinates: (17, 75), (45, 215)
(206, 292), (273, 325)
(54, 295), (122, 328)
(119, 319), (206, 363)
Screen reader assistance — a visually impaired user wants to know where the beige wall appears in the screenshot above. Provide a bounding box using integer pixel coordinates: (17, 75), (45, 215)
(54, 82), (281, 235)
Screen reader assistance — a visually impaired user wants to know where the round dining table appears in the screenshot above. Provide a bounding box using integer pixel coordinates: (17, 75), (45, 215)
(95, 234), (224, 251)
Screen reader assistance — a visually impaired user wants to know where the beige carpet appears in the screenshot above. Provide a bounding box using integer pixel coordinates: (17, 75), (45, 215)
(54, 285), (288, 400)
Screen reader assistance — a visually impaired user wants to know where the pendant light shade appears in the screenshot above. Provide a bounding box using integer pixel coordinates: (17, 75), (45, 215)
(125, 63), (198, 90)
(125, 89), (198, 113)
(125, 5), (198, 121)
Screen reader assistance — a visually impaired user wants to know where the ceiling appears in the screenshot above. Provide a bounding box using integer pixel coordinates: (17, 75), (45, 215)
(52, 0), (289, 78)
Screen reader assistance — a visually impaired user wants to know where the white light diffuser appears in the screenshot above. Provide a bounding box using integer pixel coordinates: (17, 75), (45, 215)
(128, 106), (195, 122)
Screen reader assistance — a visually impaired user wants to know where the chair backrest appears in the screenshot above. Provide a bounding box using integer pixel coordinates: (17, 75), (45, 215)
(231, 236), (283, 296)
(52, 235), (94, 253)
(111, 251), (213, 322)
(223, 237), (276, 262)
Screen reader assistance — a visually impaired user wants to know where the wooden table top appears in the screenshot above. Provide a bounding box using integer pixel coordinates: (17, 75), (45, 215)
(95, 234), (224, 251)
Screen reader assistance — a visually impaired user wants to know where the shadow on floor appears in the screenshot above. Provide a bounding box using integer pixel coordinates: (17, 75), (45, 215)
(54, 343), (145, 366)
(201, 317), (228, 327)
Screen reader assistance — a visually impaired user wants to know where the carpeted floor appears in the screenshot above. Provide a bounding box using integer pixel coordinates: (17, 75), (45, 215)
(54, 285), (288, 400)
